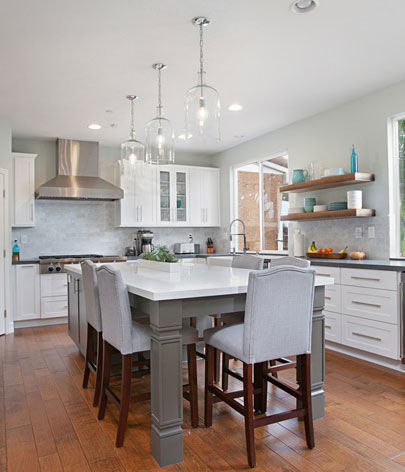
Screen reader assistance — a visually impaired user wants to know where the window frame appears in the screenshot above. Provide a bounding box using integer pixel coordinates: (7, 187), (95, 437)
(388, 113), (405, 258)
(230, 150), (289, 254)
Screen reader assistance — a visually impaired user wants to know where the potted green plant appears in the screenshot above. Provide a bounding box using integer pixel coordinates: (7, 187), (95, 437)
(137, 246), (180, 272)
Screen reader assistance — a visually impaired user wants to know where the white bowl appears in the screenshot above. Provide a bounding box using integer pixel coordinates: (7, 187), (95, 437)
(288, 207), (304, 214)
(313, 205), (327, 212)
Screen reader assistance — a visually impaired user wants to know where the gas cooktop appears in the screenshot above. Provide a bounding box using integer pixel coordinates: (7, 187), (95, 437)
(39, 254), (104, 259)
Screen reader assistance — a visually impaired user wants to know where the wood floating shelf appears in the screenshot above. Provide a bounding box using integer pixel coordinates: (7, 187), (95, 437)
(281, 208), (376, 222)
(280, 173), (375, 193)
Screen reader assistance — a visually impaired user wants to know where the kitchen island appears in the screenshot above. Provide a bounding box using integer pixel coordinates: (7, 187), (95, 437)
(66, 261), (333, 467)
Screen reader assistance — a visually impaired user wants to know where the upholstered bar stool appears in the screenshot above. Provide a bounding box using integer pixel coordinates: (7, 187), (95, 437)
(96, 265), (199, 447)
(81, 260), (104, 407)
(204, 266), (316, 468)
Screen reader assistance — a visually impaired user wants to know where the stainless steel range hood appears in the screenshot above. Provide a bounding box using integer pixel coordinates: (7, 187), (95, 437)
(37, 139), (123, 201)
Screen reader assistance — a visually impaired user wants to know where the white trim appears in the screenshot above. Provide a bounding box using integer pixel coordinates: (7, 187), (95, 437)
(388, 113), (405, 258)
(0, 168), (12, 334)
(230, 150), (289, 254)
(14, 318), (67, 329)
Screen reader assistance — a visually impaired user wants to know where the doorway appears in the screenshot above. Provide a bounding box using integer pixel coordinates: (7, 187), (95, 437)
(0, 169), (9, 336)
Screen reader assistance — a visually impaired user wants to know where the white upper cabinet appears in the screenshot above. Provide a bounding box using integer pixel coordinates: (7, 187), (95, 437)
(157, 166), (189, 225)
(189, 168), (220, 226)
(13, 152), (37, 227)
(116, 162), (220, 227)
(116, 160), (157, 227)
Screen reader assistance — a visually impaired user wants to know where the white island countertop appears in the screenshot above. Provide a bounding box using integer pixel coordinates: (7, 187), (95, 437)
(66, 261), (334, 301)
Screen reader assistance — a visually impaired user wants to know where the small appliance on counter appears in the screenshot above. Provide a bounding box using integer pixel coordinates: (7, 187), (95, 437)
(136, 230), (154, 254)
(125, 246), (137, 257)
(174, 243), (200, 254)
(293, 230), (305, 257)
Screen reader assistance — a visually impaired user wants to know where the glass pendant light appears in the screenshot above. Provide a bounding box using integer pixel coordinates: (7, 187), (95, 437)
(121, 95), (145, 164)
(145, 64), (175, 165)
(184, 17), (220, 144)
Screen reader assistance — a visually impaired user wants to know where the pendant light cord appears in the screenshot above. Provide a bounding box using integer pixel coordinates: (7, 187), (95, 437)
(130, 98), (135, 140)
(157, 67), (162, 118)
(199, 24), (205, 90)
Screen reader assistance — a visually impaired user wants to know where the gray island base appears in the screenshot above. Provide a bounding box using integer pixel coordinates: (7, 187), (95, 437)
(66, 263), (329, 467)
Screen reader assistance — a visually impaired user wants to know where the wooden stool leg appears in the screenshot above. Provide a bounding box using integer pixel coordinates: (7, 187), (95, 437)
(243, 363), (256, 468)
(187, 344), (199, 428)
(222, 353), (230, 391)
(301, 354), (315, 449)
(82, 323), (93, 389)
(254, 362), (267, 414)
(98, 340), (112, 420)
(269, 359), (278, 378)
(213, 317), (221, 382)
(204, 344), (215, 427)
(116, 354), (132, 447)
(93, 331), (103, 407)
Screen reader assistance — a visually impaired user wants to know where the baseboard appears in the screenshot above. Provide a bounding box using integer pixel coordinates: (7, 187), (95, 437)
(14, 317), (68, 329)
(326, 341), (405, 373)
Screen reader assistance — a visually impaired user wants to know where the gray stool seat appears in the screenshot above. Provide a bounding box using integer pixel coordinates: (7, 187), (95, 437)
(205, 323), (244, 361)
(271, 256), (310, 269)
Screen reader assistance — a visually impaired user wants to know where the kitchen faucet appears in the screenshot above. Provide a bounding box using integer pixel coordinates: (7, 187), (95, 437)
(229, 218), (249, 254)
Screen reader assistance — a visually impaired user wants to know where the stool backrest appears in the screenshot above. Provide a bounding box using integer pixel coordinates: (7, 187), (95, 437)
(243, 266), (315, 364)
(81, 260), (102, 332)
(232, 255), (264, 270)
(96, 265), (133, 355)
(270, 256), (310, 269)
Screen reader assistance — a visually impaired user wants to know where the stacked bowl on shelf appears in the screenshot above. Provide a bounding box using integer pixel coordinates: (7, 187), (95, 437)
(327, 201), (348, 211)
(347, 190), (362, 209)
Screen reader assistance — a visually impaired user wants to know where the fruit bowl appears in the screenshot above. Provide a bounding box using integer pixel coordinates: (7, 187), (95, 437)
(306, 252), (348, 259)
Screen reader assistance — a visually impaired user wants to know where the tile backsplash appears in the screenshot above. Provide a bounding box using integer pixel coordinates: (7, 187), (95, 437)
(12, 200), (223, 258)
(289, 215), (390, 260)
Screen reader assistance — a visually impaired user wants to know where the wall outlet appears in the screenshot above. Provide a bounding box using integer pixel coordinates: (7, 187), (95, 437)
(188, 233), (193, 242)
(355, 227), (363, 239)
(20, 234), (28, 244)
(368, 226), (375, 239)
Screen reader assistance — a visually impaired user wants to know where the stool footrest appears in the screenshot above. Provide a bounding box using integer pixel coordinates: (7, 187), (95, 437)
(253, 408), (306, 428)
(264, 374), (302, 400)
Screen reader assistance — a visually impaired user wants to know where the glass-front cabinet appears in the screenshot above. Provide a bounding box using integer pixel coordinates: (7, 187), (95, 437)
(158, 167), (189, 224)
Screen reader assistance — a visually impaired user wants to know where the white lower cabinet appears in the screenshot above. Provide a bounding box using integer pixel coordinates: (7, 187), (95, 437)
(314, 265), (401, 362)
(324, 311), (342, 343)
(341, 315), (398, 359)
(40, 273), (68, 319)
(14, 264), (40, 321)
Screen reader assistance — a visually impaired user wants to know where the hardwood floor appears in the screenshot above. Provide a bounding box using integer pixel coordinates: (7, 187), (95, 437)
(0, 324), (404, 471)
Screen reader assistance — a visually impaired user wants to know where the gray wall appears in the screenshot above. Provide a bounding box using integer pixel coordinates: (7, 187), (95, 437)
(11, 138), (220, 257)
(212, 79), (405, 259)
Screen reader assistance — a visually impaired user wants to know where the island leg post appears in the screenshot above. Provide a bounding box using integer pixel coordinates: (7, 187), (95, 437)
(149, 300), (184, 467)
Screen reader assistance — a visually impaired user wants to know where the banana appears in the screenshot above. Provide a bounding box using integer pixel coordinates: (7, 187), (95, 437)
(339, 246), (348, 254)
(308, 241), (317, 253)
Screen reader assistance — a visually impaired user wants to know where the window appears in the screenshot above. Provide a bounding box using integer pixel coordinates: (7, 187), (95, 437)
(389, 115), (405, 257)
(232, 153), (289, 253)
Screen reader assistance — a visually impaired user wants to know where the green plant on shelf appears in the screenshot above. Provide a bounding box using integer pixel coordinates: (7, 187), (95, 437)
(139, 245), (179, 263)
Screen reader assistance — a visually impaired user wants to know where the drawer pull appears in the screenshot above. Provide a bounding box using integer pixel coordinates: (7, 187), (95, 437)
(352, 300), (381, 308)
(64, 305), (68, 308)
(325, 296), (332, 300)
(351, 276), (380, 282)
(325, 324), (332, 329)
(352, 332), (382, 342)
(63, 284), (68, 286)
(318, 273), (331, 277)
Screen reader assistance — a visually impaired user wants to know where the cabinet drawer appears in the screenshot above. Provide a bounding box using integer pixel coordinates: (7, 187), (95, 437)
(341, 315), (399, 359)
(324, 285), (341, 313)
(41, 274), (68, 297)
(41, 296), (68, 319)
(341, 286), (398, 324)
(313, 266), (340, 285)
(324, 311), (342, 343)
(341, 268), (397, 291)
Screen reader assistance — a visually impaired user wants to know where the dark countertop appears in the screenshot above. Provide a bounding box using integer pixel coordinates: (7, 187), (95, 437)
(307, 258), (405, 271)
(12, 259), (39, 265)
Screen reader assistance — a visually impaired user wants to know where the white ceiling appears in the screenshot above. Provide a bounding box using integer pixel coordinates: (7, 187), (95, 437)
(1, 0), (405, 154)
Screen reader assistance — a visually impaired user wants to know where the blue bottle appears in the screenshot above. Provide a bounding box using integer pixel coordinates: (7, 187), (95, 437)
(12, 239), (20, 262)
(350, 145), (358, 173)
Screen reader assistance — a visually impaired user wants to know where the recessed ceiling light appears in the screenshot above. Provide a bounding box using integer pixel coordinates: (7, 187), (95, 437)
(178, 134), (192, 140)
(228, 104), (243, 111)
(290, 0), (318, 14)
(88, 123), (102, 130)
(110, 123), (118, 128)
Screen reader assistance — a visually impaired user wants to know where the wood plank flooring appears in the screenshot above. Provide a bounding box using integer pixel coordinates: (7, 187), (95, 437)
(0, 324), (404, 471)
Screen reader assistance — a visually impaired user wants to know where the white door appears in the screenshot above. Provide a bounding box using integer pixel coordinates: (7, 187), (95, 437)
(119, 160), (136, 226)
(0, 173), (5, 335)
(189, 169), (203, 225)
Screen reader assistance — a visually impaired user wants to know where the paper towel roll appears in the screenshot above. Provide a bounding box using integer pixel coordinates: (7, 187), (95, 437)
(294, 230), (305, 257)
